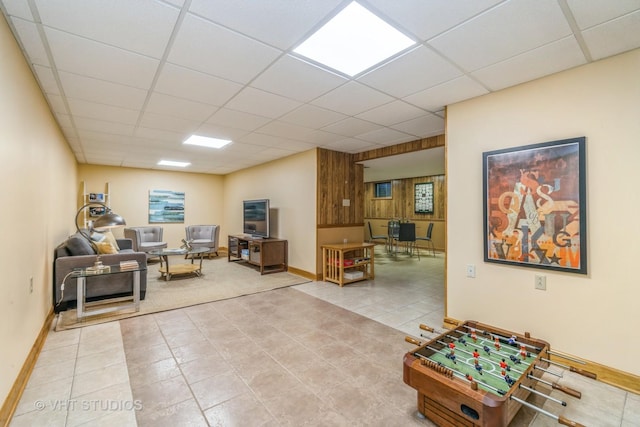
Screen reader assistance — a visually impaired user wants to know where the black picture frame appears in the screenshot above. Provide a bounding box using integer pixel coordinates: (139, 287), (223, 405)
(414, 182), (434, 214)
(483, 137), (587, 274)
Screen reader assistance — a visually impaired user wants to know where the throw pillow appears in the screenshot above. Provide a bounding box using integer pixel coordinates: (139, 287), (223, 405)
(95, 241), (118, 254)
(90, 232), (106, 243)
(66, 235), (96, 256)
(100, 230), (120, 251)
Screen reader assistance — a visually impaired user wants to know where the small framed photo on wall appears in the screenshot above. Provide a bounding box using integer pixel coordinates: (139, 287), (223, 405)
(89, 193), (105, 202)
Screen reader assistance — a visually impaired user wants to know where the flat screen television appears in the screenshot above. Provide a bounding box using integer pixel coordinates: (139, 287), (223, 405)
(243, 199), (270, 238)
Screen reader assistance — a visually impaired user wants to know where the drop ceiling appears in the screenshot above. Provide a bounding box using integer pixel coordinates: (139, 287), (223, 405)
(1, 0), (639, 175)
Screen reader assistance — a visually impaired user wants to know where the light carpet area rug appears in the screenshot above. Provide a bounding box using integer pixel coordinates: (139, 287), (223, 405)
(55, 255), (310, 331)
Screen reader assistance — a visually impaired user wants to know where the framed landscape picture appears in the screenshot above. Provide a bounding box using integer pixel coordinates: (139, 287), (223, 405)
(483, 137), (587, 274)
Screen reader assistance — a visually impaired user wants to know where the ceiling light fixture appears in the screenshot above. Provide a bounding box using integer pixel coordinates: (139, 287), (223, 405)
(293, 1), (415, 77)
(158, 160), (190, 167)
(184, 135), (232, 149)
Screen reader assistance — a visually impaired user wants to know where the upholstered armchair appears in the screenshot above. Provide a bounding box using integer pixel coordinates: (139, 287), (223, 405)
(185, 225), (220, 258)
(124, 226), (167, 259)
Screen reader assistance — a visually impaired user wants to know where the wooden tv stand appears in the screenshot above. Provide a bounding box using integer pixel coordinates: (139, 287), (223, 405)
(228, 235), (288, 275)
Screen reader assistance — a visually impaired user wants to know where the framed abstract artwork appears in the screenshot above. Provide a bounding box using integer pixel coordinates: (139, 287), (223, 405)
(415, 182), (434, 214)
(483, 137), (587, 274)
(149, 189), (185, 223)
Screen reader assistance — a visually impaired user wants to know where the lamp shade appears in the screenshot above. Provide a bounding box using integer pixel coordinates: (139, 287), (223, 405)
(92, 211), (126, 230)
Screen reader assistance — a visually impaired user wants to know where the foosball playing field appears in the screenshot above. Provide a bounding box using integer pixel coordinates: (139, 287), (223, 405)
(403, 320), (590, 427)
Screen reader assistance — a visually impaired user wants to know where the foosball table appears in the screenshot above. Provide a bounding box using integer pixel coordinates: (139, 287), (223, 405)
(403, 320), (588, 427)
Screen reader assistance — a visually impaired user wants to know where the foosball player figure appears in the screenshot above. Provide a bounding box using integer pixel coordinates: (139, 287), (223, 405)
(446, 350), (457, 364)
(483, 345), (491, 356)
(448, 342), (456, 351)
(466, 373), (474, 382)
(474, 359), (483, 375)
(458, 336), (467, 346)
(500, 358), (510, 372)
(508, 335), (517, 346)
(494, 337), (501, 351)
(520, 344), (527, 359)
(509, 354), (522, 364)
(504, 374), (515, 387)
(470, 329), (478, 342)
(472, 349), (480, 359)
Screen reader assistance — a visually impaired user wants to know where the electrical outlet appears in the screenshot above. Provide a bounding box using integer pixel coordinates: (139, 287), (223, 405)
(29, 277), (33, 293)
(535, 275), (546, 290)
(466, 264), (476, 278)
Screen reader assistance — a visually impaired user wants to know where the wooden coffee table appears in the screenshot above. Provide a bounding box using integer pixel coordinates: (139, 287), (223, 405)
(148, 247), (209, 281)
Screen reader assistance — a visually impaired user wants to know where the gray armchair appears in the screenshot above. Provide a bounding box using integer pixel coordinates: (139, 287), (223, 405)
(185, 225), (220, 258)
(124, 226), (167, 259)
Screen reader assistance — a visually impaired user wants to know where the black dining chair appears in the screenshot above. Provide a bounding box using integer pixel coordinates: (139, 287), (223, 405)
(416, 222), (435, 257)
(368, 221), (388, 246)
(387, 220), (400, 253)
(397, 222), (419, 259)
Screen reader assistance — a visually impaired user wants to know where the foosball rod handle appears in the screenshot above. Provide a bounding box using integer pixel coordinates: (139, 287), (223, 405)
(559, 415), (585, 427)
(552, 383), (582, 399)
(405, 336), (422, 346)
(569, 366), (597, 379)
(419, 324), (435, 333)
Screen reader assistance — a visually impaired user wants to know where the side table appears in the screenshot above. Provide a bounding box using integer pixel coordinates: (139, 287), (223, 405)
(74, 264), (145, 319)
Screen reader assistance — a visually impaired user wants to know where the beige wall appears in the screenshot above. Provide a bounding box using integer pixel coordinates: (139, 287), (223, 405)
(0, 15), (78, 404)
(223, 150), (317, 273)
(78, 165), (224, 247)
(447, 48), (640, 375)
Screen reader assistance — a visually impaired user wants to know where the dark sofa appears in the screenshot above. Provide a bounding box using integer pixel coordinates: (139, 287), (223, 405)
(53, 233), (147, 313)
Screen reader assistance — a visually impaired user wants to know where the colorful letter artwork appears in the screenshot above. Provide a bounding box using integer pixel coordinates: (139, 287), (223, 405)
(483, 137), (587, 274)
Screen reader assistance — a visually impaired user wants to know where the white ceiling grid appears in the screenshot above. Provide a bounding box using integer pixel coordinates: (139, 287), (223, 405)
(0, 0), (638, 176)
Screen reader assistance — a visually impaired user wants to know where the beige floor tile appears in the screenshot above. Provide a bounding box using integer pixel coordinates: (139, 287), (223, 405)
(135, 398), (207, 427)
(190, 371), (251, 411)
(203, 392), (275, 427)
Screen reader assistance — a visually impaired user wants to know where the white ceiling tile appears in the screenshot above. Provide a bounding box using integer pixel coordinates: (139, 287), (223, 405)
(206, 108), (271, 132)
(429, 0), (572, 71)
(134, 126), (187, 143)
(67, 98), (139, 124)
(45, 94), (66, 115)
(311, 81), (394, 116)
(54, 113), (73, 129)
(472, 37), (586, 91)
(567, 0), (640, 29)
(404, 76), (488, 111)
(189, 0), (343, 50)
(58, 71), (148, 109)
(356, 100), (426, 126)
(33, 65), (60, 95)
(2, 0), (33, 20)
(391, 114), (445, 137)
(358, 45), (462, 98)
(74, 116), (135, 136)
(168, 13), (282, 84)
(322, 137), (380, 153)
(10, 17), (49, 66)
(34, 0), (180, 57)
(582, 11), (640, 60)
(321, 117), (382, 138)
(240, 133), (314, 152)
(366, 0), (502, 40)
(225, 87), (301, 119)
(251, 55), (347, 102)
(155, 63), (243, 106)
(194, 123), (250, 141)
(279, 104), (347, 129)
(145, 92), (218, 122)
(44, 28), (159, 89)
(355, 128), (415, 145)
(254, 121), (317, 141)
(139, 112), (201, 134)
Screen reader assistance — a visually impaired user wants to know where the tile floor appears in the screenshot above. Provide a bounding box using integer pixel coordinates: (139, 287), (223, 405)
(9, 246), (640, 426)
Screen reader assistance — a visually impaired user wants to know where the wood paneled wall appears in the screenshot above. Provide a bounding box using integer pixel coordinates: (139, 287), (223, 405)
(317, 148), (364, 226)
(364, 175), (446, 221)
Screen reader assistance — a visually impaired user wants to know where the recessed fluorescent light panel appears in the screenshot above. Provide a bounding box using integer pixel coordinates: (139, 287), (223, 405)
(293, 1), (415, 76)
(158, 160), (190, 167)
(184, 135), (232, 149)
